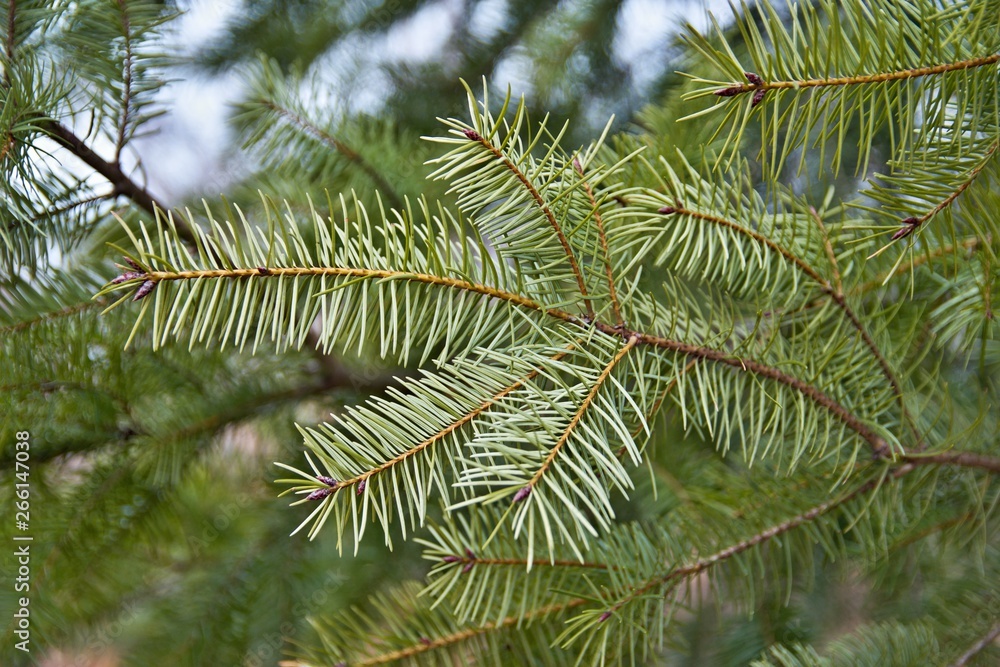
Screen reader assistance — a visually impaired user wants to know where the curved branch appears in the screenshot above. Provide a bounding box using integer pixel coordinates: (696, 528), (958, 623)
(664, 205), (915, 444)
(465, 129), (592, 316)
(948, 622), (1000, 667)
(574, 157), (621, 324)
(520, 335), (638, 497)
(131, 264), (890, 454)
(258, 99), (404, 210)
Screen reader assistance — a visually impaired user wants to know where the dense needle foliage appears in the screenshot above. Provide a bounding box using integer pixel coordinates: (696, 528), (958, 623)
(2, 1), (999, 666)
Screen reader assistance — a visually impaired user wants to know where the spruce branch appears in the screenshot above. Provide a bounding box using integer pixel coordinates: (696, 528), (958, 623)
(900, 450), (1000, 474)
(127, 261), (893, 453)
(256, 98), (405, 210)
(948, 622), (1000, 667)
(520, 334), (639, 495)
(460, 126), (593, 316)
(876, 139), (999, 250)
(113, 0), (134, 163)
(709, 54), (1000, 98)
(591, 473), (885, 622)
(574, 156), (622, 325)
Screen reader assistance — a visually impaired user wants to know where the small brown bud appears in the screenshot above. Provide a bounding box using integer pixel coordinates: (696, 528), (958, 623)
(462, 128), (482, 141)
(356, 478), (367, 495)
(418, 637), (432, 646)
(744, 72), (763, 86)
(751, 88), (766, 108)
(123, 256), (143, 271)
(442, 555), (461, 563)
(513, 486), (532, 503)
(658, 206), (676, 215)
(316, 476), (338, 487)
(307, 487), (334, 501)
(714, 86), (743, 97)
(462, 561), (475, 573)
(257, 266), (271, 276)
(599, 611), (612, 622)
(111, 271), (143, 285)
(132, 280), (157, 301)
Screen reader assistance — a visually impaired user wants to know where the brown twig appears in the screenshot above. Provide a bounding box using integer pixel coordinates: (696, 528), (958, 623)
(465, 129), (593, 317)
(574, 156), (622, 325)
(714, 55), (1000, 97)
(259, 99), (404, 210)
(663, 205), (917, 445)
(948, 622), (1000, 667)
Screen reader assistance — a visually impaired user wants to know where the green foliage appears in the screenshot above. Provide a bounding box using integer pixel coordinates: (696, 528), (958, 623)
(3, 1), (1000, 666)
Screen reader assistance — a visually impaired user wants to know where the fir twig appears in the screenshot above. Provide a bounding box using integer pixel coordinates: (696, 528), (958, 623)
(948, 622), (1000, 667)
(574, 156), (622, 325)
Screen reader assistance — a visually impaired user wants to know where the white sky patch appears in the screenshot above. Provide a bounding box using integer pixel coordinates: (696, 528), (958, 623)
(383, 0), (456, 63)
(132, 0), (740, 200)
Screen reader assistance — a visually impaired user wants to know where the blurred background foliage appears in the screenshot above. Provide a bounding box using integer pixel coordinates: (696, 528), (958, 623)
(1, 0), (997, 666)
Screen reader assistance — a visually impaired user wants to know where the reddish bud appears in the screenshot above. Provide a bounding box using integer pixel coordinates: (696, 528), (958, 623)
(257, 266), (271, 276)
(462, 561), (475, 573)
(751, 88), (766, 108)
(356, 478), (367, 495)
(513, 486), (532, 503)
(442, 555), (461, 563)
(745, 72), (763, 86)
(658, 206), (676, 215)
(900, 216), (920, 226)
(419, 637), (433, 646)
(714, 86), (743, 97)
(316, 476), (338, 487)
(891, 226), (914, 241)
(465, 547), (476, 559)
(599, 611), (612, 622)
(307, 487), (334, 501)
(111, 271), (143, 285)
(463, 128), (482, 141)
(132, 280), (157, 301)
(123, 256), (143, 270)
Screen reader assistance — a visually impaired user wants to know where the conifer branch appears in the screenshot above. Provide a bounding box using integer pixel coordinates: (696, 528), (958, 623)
(0, 298), (105, 335)
(114, 0), (134, 163)
(883, 139), (999, 245)
(443, 553), (609, 570)
(598, 473), (885, 618)
(42, 120), (163, 222)
(574, 156), (621, 324)
(520, 335), (638, 497)
(712, 55), (1000, 98)
(257, 99), (404, 210)
(464, 128), (593, 316)
(335, 350), (570, 493)
(855, 236), (984, 293)
(131, 264), (889, 454)
(900, 450), (1000, 474)
(948, 622), (1000, 667)
(283, 599), (587, 667)
(663, 205), (913, 443)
